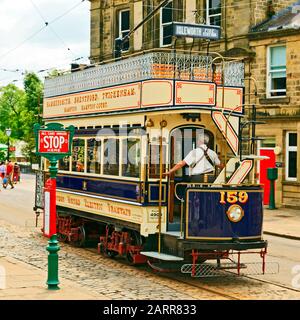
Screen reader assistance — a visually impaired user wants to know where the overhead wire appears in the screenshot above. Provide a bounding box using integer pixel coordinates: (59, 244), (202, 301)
(0, 0), (87, 63)
(0, 0), (88, 86)
(29, 0), (76, 59)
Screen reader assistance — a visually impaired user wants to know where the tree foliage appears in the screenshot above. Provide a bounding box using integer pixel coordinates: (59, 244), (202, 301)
(0, 72), (43, 163)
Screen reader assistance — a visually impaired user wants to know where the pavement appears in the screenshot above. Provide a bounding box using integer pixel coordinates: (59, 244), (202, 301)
(263, 206), (300, 240)
(0, 255), (108, 300)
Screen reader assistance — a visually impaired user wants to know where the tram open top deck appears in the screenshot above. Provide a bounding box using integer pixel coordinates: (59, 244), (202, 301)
(43, 50), (245, 120)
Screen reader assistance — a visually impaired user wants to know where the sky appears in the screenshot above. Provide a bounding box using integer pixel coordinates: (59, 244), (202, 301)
(0, 0), (90, 88)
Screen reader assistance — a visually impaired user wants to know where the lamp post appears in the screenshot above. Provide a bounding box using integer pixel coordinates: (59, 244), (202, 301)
(5, 128), (12, 161)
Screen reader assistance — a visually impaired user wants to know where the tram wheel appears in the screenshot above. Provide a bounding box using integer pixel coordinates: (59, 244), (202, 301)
(105, 249), (118, 258)
(70, 225), (86, 247)
(57, 233), (68, 243)
(125, 229), (143, 263)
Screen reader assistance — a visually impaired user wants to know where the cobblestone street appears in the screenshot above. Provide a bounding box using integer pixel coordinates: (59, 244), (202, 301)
(1, 216), (300, 300)
(0, 175), (300, 300)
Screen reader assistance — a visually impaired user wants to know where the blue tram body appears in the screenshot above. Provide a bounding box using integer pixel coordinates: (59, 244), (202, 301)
(186, 187), (263, 240)
(35, 50), (268, 274)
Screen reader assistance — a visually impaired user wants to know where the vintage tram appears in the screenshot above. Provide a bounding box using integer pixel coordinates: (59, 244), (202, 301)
(35, 49), (268, 276)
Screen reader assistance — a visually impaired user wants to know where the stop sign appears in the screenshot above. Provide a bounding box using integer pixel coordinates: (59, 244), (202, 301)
(38, 130), (70, 153)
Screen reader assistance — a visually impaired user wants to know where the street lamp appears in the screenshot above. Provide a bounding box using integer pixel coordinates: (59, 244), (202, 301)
(5, 128), (12, 161)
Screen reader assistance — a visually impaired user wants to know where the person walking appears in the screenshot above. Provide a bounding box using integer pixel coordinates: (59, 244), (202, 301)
(13, 162), (20, 184)
(4, 160), (14, 189)
(0, 161), (6, 179)
(0, 161), (6, 189)
(164, 133), (223, 183)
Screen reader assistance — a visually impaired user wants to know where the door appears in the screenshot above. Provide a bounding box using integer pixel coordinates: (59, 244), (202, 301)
(168, 126), (214, 229)
(259, 148), (276, 205)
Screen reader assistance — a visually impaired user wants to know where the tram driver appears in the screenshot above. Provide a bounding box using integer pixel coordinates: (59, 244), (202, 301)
(164, 133), (223, 183)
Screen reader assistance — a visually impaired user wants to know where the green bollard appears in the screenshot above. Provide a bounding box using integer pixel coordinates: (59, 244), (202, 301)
(267, 168), (278, 210)
(269, 179), (276, 209)
(46, 234), (60, 290)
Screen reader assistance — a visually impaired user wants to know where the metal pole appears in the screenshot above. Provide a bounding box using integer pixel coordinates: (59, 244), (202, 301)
(158, 132), (163, 253)
(7, 137), (10, 161)
(46, 158), (60, 290)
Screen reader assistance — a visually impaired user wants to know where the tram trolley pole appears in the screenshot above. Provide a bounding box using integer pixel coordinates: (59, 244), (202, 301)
(34, 123), (74, 290)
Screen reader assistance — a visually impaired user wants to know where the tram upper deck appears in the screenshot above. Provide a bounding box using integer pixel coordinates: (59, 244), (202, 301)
(43, 50), (245, 120)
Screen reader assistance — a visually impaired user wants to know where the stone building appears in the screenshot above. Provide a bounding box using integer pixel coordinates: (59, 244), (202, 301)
(249, 4), (300, 208)
(89, 0), (300, 208)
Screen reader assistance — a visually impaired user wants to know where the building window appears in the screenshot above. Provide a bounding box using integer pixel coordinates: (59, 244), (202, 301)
(286, 132), (297, 181)
(206, 0), (221, 26)
(160, 1), (173, 47)
(119, 9), (130, 51)
(268, 46), (286, 97)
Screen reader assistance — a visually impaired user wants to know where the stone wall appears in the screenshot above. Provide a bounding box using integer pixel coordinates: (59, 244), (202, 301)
(250, 33), (300, 208)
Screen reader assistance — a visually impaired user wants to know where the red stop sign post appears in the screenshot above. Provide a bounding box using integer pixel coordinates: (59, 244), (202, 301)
(34, 123), (74, 290)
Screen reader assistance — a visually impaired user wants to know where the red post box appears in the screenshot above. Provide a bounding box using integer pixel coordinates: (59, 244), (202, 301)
(43, 178), (57, 238)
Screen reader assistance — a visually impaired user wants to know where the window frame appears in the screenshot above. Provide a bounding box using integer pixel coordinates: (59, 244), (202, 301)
(206, 0), (222, 27)
(285, 131), (297, 181)
(160, 1), (173, 47)
(57, 135), (142, 182)
(267, 45), (287, 98)
(119, 9), (130, 52)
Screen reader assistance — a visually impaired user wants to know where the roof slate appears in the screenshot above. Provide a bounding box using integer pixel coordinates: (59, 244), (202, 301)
(251, 1), (300, 32)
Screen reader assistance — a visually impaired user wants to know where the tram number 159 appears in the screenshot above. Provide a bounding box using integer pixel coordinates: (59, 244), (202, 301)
(219, 191), (248, 204)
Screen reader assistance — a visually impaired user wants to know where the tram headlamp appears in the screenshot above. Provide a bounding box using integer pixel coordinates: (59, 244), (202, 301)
(226, 205), (244, 223)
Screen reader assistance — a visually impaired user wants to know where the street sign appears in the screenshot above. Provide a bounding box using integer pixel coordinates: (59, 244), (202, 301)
(38, 130), (70, 153)
(173, 22), (221, 40)
(34, 122), (75, 160)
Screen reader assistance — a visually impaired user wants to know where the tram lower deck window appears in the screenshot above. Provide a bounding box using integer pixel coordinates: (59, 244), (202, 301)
(72, 139), (85, 172)
(103, 139), (119, 176)
(87, 138), (101, 174)
(149, 144), (166, 179)
(59, 156), (70, 171)
(122, 138), (141, 178)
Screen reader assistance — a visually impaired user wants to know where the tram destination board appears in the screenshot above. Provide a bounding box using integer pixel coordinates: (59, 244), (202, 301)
(173, 22), (221, 40)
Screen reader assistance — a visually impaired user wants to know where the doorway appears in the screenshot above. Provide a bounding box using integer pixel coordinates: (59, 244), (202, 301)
(167, 126), (214, 230)
(259, 148), (276, 205)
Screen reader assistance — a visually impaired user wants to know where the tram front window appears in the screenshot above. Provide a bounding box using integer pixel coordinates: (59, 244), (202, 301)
(103, 138), (119, 176)
(72, 139), (85, 172)
(87, 138), (101, 174)
(122, 138), (141, 178)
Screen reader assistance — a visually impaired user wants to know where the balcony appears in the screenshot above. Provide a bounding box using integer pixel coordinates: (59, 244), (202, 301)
(44, 51), (245, 98)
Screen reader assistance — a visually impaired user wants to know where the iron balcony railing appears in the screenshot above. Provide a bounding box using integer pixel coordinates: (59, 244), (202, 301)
(44, 51), (245, 98)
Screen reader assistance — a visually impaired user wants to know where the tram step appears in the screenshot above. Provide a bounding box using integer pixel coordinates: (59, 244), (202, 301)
(140, 251), (184, 261)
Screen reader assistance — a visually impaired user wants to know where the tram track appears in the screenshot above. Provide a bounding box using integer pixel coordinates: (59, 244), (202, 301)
(82, 248), (239, 300)
(77, 247), (300, 300)
(2, 221), (300, 300)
